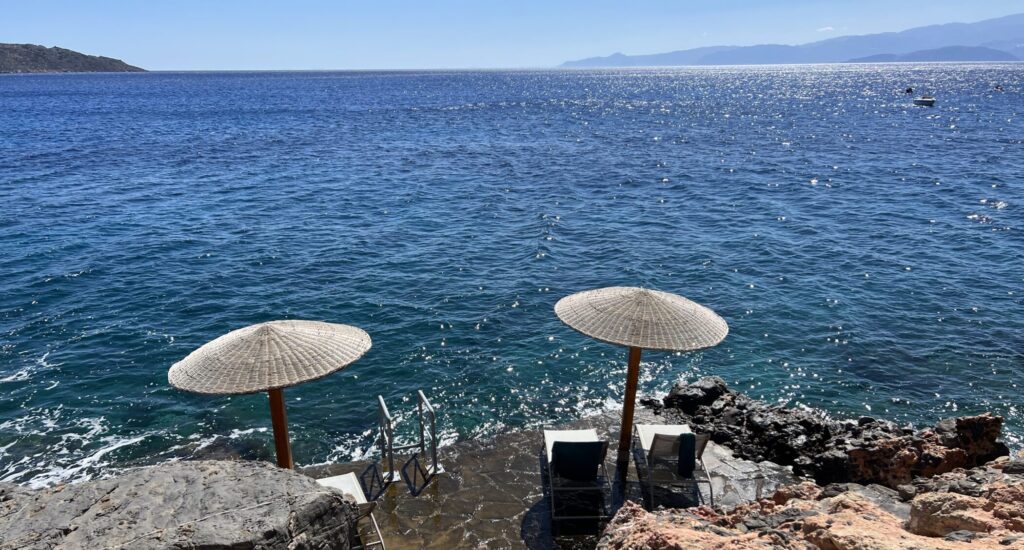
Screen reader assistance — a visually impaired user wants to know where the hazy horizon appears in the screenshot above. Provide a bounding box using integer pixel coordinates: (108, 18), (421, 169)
(3, 1), (1023, 70)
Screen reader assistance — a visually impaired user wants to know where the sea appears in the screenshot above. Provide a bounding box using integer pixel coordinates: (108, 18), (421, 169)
(1, 64), (1021, 488)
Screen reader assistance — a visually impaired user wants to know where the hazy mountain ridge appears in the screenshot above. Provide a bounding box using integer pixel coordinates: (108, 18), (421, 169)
(0, 44), (144, 73)
(848, 46), (1018, 63)
(563, 13), (1024, 67)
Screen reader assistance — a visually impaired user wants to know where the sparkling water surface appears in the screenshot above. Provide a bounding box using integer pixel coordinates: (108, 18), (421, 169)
(1, 65), (1022, 487)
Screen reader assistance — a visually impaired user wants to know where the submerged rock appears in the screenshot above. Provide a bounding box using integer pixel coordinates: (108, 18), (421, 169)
(0, 460), (359, 549)
(659, 376), (1009, 487)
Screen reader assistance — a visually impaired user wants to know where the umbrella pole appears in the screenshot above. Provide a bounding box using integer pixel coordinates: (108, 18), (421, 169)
(268, 388), (294, 469)
(616, 346), (642, 475)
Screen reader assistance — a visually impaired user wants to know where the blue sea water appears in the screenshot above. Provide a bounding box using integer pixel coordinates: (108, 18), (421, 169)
(0, 65), (1022, 487)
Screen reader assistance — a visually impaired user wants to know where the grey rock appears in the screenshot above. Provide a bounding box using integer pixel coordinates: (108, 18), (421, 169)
(1003, 460), (1024, 475)
(0, 483), (29, 503)
(945, 530), (979, 542)
(897, 483), (917, 501)
(658, 376), (1008, 488)
(664, 376), (729, 414)
(0, 460), (358, 549)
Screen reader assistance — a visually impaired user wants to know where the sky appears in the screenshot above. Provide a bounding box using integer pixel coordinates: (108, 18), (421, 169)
(2, 1), (1023, 70)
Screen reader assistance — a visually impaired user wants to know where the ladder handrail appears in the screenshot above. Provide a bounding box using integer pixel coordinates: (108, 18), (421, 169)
(377, 395), (395, 481)
(417, 390), (439, 474)
(376, 390), (442, 493)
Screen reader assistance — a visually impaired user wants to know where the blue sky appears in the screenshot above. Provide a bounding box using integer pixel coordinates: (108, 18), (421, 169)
(2, 1), (1022, 70)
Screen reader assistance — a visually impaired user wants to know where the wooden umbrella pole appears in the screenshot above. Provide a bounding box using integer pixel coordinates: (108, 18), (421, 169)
(617, 347), (643, 471)
(268, 388), (294, 469)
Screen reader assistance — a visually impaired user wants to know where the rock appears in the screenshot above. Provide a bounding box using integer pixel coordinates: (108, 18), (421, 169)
(813, 449), (851, 485)
(0, 483), (29, 503)
(639, 397), (664, 413)
(601, 482), (1024, 549)
(1002, 461), (1024, 475)
(954, 414), (1010, 464)
(908, 492), (1001, 536)
(946, 530), (980, 542)
(0, 460), (359, 549)
(663, 376), (729, 414)
(904, 461), (1024, 503)
(898, 483), (918, 501)
(657, 377), (1009, 489)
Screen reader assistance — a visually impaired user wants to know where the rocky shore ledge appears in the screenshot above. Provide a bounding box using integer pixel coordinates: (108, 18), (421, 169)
(0, 461), (360, 549)
(0, 378), (1016, 549)
(604, 377), (1021, 549)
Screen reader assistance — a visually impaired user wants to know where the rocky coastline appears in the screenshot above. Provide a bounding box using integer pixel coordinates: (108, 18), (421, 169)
(647, 376), (1008, 488)
(0, 377), (1017, 548)
(605, 377), (1021, 549)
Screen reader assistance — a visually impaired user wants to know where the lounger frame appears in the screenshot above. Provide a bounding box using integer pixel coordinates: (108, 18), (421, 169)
(632, 426), (714, 509)
(317, 472), (386, 549)
(541, 428), (612, 531)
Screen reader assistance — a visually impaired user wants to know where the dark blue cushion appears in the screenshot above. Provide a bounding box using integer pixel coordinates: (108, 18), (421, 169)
(552, 441), (605, 482)
(677, 433), (696, 477)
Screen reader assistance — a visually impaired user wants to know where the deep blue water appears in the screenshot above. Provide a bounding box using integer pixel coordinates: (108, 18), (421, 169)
(1, 65), (1022, 487)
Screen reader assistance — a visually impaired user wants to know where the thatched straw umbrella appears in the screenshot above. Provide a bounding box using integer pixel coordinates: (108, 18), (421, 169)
(168, 320), (371, 469)
(555, 287), (727, 471)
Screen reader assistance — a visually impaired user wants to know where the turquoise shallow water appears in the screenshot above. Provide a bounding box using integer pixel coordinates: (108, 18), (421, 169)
(0, 65), (1022, 487)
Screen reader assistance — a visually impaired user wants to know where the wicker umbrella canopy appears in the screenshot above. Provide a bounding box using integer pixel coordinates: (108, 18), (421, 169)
(554, 287), (728, 351)
(169, 320), (371, 395)
(554, 287), (727, 473)
(169, 320), (371, 468)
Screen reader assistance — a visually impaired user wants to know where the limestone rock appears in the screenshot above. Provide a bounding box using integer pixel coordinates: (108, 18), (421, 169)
(0, 460), (358, 549)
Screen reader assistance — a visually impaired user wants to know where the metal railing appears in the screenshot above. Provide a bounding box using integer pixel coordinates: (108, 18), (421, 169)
(374, 390), (443, 495)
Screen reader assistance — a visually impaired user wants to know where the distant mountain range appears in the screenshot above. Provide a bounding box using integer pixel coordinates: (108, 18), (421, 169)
(0, 44), (144, 73)
(562, 13), (1024, 67)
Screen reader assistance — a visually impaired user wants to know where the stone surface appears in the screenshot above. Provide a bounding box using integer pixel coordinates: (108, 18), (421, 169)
(899, 458), (1024, 504)
(905, 476), (1024, 538)
(599, 480), (1024, 549)
(908, 492), (1001, 536)
(0, 460), (359, 549)
(659, 377), (1009, 487)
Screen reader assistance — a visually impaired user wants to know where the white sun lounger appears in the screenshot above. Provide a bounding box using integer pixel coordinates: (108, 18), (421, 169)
(542, 428), (610, 532)
(635, 424), (691, 453)
(632, 423), (713, 508)
(318, 472), (385, 549)
(544, 429), (601, 461)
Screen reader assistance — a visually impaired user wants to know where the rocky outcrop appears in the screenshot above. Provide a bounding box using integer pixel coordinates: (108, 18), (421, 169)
(598, 479), (1024, 549)
(0, 43), (144, 73)
(654, 377), (1009, 487)
(0, 460), (359, 549)
(899, 458), (1024, 500)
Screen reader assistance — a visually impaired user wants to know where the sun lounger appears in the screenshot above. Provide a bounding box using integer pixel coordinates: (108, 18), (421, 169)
(318, 472), (386, 549)
(542, 429), (611, 532)
(633, 424), (713, 508)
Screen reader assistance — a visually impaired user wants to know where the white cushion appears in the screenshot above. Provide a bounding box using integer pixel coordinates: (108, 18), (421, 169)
(543, 429), (600, 462)
(317, 472), (367, 504)
(635, 424), (691, 453)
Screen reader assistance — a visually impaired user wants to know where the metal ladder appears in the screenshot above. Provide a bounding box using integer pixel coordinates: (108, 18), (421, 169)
(369, 390), (443, 497)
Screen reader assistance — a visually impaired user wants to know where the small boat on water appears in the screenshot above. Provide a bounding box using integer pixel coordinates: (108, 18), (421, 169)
(913, 95), (936, 107)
